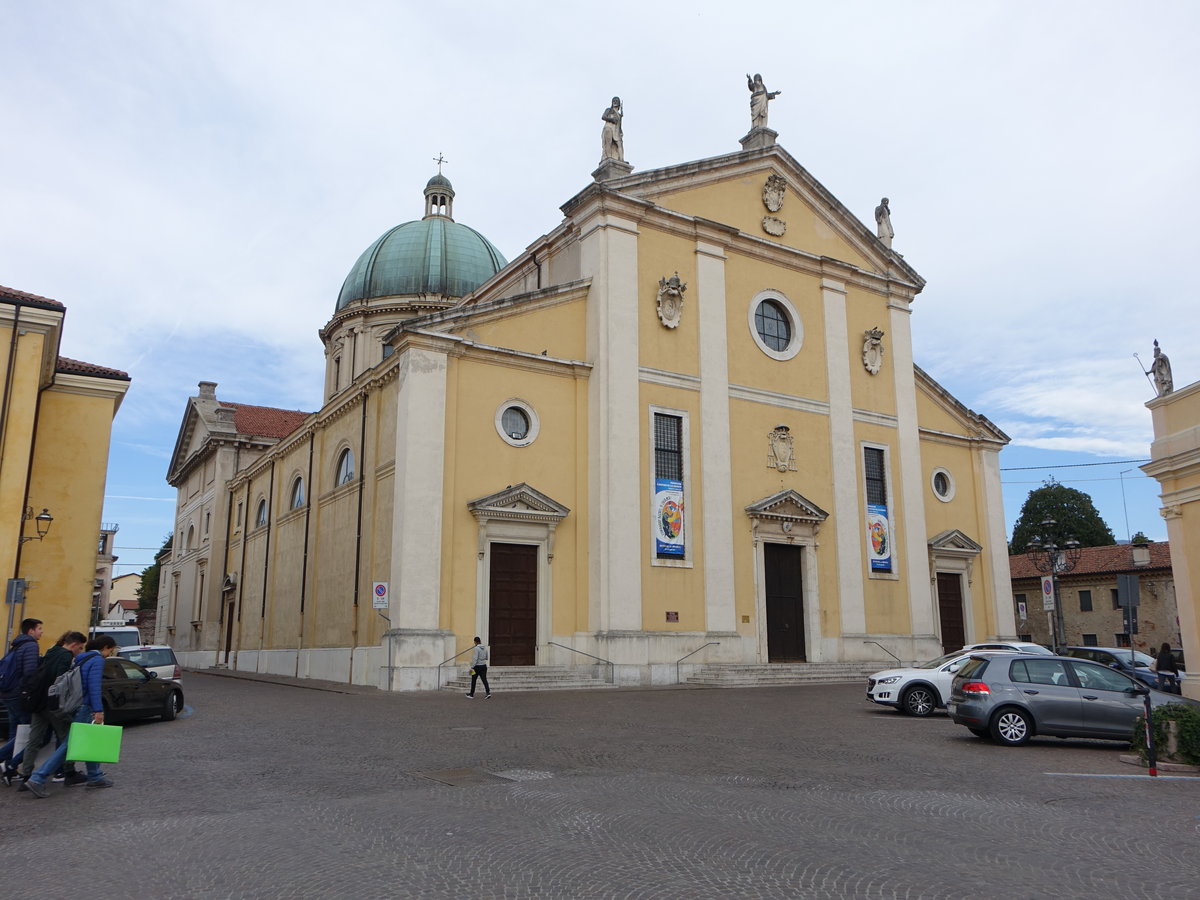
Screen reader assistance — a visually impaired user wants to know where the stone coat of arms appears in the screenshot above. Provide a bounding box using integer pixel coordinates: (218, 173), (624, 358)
(762, 174), (787, 213)
(656, 272), (687, 329)
(862, 327), (885, 375)
(767, 424), (796, 472)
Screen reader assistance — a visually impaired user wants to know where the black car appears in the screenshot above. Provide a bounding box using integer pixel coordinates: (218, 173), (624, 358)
(102, 657), (184, 723)
(1059, 647), (1166, 691)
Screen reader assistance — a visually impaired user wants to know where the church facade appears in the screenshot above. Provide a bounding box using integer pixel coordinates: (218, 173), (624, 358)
(160, 108), (1015, 689)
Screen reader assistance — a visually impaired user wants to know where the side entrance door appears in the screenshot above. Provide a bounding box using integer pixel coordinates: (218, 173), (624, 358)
(488, 542), (537, 666)
(764, 543), (805, 662)
(936, 572), (966, 653)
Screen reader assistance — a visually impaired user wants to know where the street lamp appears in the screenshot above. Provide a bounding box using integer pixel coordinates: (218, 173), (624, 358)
(19, 507), (53, 544)
(1025, 518), (1081, 650)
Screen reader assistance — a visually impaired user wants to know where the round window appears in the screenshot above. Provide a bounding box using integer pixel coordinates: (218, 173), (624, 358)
(755, 300), (790, 351)
(494, 399), (540, 447)
(501, 406), (529, 440)
(931, 468), (956, 502)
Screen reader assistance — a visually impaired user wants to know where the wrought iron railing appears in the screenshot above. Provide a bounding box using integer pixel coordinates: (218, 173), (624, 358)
(675, 641), (721, 684)
(547, 641), (615, 684)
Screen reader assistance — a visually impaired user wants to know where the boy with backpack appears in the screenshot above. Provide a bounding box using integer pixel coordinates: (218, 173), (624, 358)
(25, 634), (118, 797)
(0, 618), (43, 782)
(14, 631), (88, 788)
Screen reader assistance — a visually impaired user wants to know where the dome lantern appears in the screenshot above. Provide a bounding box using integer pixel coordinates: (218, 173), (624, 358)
(424, 174), (455, 220)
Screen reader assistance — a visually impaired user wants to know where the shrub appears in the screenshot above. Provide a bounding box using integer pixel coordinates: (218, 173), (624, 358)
(1132, 703), (1200, 766)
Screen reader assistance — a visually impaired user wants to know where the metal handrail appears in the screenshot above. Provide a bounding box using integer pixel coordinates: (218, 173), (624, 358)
(547, 641), (615, 683)
(863, 640), (901, 665)
(437, 646), (475, 689)
(675, 641), (721, 684)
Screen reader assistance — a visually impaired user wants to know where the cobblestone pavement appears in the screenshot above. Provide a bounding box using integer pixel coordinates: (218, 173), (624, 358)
(5, 674), (1198, 899)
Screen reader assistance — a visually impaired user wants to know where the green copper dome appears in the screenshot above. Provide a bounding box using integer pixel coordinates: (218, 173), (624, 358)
(336, 175), (507, 310)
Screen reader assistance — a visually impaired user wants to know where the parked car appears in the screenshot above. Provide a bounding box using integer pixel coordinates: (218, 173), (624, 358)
(102, 657), (184, 724)
(962, 641), (1052, 656)
(867, 649), (1019, 717)
(1058, 646), (1171, 691)
(89, 623), (144, 649)
(118, 645), (182, 683)
(947, 652), (1200, 746)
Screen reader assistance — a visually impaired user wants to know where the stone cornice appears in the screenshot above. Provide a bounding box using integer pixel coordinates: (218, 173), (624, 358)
(1142, 445), (1200, 482)
(48, 371), (131, 410)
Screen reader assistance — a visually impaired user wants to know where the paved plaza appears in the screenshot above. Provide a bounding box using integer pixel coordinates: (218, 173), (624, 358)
(5, 672), (1198, 899)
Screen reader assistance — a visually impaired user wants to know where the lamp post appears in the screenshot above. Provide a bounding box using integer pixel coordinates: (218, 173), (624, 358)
(1025, 518), (1081, 651)
(19, 507), (53, 544)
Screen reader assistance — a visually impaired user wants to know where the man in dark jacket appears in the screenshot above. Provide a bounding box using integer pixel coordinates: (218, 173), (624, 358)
(1, 618), (43, 781)
(15, 631), (88, 787)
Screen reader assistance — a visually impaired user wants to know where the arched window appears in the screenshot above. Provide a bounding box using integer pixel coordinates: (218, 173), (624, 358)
(255, 499), (268, 527)
(290, 476), (306, 509)
(186, 524), (195, 550)
(336, 449), (355, 486)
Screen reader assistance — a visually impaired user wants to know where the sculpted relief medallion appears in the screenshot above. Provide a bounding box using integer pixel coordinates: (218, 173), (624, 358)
(761, 216), (787, 237)
(656, 272), (687, 329)
(762, 174), (786, 213)
(767, 425), (797, 472)
(862, 327), (885, 375)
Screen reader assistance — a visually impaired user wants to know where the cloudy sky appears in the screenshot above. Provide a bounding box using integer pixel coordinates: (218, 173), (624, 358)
(3, 1), (1195, 575)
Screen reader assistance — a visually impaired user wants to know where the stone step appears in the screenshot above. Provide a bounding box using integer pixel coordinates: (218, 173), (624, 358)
(686, 663), (879, 687)
(440, 666), (617, 692)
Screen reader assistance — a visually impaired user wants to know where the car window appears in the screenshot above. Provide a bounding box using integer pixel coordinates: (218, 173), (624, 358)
(1071, 661), (1136, 692)
(1010, 659), (1071, 686)
(955, 657), (990, 679)
(108, 658), (149, 681)
(916, 652), (962, 669)
(121, 649), (176, 668)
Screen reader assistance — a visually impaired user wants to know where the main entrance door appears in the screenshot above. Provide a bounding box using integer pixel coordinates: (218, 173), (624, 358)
(764, 542), (805, 662)
(488, 542), (537, 666)
(936, 572), (966, 653)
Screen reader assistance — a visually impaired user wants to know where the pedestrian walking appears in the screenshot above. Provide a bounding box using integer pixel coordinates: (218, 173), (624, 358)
(1153, 641), (1181, 694)
(464, 636), (492, 699)
(1, 618), (43, 783)
(15, 631), (89, 789)
(25, 635), (119, 798)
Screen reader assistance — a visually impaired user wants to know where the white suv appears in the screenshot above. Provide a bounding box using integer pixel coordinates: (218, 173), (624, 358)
(867, 649), (1019, 717)
(117, 645), (182, 683)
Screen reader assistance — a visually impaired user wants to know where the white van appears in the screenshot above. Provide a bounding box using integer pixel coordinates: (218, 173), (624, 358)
(90, 620), (143, 649)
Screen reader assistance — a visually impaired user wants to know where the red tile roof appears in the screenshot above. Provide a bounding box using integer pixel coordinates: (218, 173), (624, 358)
(1010, 542), (1171, 579)
(220, 402), (310, 439)
(0, 284), (65, 309)
(57, 356), (131, 381)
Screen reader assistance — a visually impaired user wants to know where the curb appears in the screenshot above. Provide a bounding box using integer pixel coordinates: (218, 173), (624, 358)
(1118, 753), (1200, 775)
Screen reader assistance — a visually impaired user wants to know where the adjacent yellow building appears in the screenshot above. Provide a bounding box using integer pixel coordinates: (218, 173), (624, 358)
(161, 124), (1015, 689)
(0, 284), (130, 646)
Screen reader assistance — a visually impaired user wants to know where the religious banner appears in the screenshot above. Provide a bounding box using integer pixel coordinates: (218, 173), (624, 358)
(866, 503), (891, 572)
(654, 478), (685, 557)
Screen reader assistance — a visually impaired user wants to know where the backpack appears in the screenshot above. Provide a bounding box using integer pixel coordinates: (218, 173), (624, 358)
(47, 664), (86, 716)
(0, 643), (23, 694)
(19, 657), (59, 713)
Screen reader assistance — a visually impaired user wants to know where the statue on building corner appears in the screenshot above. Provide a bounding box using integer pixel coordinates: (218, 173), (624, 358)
(601, 97), (624, 162)
(875, 197), (894, 249)
(1149, 339), (1173, 396)
(747, 74), (780, 130)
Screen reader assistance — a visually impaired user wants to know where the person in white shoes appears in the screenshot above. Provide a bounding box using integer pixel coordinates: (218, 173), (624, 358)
(465, 636), (491, 699)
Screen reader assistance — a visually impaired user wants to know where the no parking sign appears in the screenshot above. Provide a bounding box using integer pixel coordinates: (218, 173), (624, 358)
(372, 582), (389, 609)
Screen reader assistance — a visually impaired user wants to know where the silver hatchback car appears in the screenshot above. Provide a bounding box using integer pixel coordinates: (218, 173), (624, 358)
(947, 652), (1199, 746)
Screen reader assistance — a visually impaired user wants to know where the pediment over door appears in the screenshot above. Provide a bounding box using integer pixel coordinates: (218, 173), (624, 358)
(928, 529), (982, 557)
(467, 483), (571, 522)
(745, 490), (829, 541)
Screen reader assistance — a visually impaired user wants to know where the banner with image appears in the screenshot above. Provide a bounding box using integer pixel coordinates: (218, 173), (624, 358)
(654, 478), (685, 557)
(866, 503), (891, 572)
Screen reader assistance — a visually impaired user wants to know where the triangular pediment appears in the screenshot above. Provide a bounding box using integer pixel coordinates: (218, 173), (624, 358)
(467, 483), (570, 521)
(584, 144), (922, 286)
(915, 366), (1009, 445)
(745, 489), (828, 523)
(929, 529), (983, 554)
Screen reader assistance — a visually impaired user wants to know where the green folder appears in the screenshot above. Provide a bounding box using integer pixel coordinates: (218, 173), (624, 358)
(66, 722), (123, 763)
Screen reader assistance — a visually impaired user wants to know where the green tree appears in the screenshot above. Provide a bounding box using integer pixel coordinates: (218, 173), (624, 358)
(1130, 531), (1150, 545)
(1009, 478), (1115, 555)
(135, 532), (173, 610)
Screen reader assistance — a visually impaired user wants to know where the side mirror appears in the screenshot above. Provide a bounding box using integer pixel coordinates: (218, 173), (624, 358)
(147, 671), (158, 679)
(947, 663), (961, 674)
(1127, 685), (1149, 696)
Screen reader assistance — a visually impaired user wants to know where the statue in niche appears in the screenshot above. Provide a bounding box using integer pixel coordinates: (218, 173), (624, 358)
(767, 425), (797, 473)
(601, 97), (624, 162)
(746, 74), (781, 130)
(656, 272), (687, 329)
(862, 327), (885, 375)
(1149, 340), (1174, 396)
(875, 197), (894, 248)
(762, 174), (787, 213)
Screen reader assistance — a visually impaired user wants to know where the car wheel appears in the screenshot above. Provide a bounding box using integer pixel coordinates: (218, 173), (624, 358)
(901, 685), (937, 717)
(990, 708), (1032, 746)
(967, 727), (990, 739)
(162, 690), (182, 721)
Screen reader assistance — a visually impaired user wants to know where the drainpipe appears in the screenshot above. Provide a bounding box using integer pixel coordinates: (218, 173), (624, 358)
(0, 303), (21, 469)
(349, 391), (367, 683)
(296, 432), (314, 678)
(257, 460), (275, 672)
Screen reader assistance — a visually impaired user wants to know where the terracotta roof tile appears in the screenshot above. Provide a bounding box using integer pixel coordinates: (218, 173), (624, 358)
(57, 356), (131, 380)
(1010, 542), (1171, 580)
(220, 402), (310, 439)
(0, 284), (66, 309)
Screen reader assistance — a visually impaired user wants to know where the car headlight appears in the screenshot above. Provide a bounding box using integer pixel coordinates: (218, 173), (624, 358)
(876, 676), (901, 684)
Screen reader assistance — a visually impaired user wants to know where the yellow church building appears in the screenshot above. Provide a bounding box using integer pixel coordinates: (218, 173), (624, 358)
(1, 284), (130, 646)
(161, 99), (1015, 689)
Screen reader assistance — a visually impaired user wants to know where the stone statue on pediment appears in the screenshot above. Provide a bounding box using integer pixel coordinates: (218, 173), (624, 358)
(875, 197), (894, 248)
(601, 97), (624, 162)
(747, 74), (780, 130)
(1150, 340), (1173, 396)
